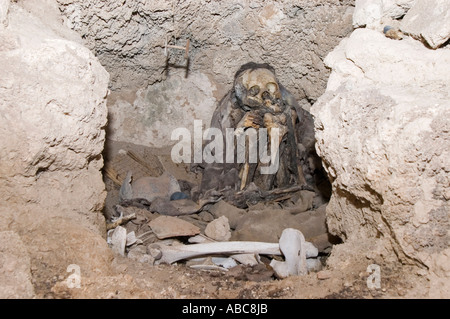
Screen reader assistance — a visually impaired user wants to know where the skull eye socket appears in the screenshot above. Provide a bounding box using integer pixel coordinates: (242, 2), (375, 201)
(249, 85), (260, 96)
(262, 91), (271, 100)
(267, 82), (278, 94)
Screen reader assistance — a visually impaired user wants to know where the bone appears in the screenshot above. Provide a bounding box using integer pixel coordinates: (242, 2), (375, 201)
(260, 112), (289, 188)
(106, 209), (136, 231)
(187, 235), (262, 266)
(152, 241), (282, 265)
(239, 162), (250, 190)
(270, 228), (308, 278)
(153, 232), (318, 266)
(110, 226), (127, 257)
(236, 111), (262, 190)
(264, 113), (288, 144)
(188, 234), (214, 244)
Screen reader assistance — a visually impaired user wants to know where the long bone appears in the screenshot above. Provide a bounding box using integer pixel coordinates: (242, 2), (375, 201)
(235, 111), (263, 190)
(270, 228), (309, 278)
(261, 112), (289, 189)
(151, 234), (318, 265)
(152, 241), (280, 265)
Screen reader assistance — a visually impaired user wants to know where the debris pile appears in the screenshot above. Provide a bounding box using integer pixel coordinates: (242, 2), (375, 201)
(104, 147), (338, 280)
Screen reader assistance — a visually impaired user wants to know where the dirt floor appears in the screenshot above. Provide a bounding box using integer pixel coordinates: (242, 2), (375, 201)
(50, 139), (429, 299)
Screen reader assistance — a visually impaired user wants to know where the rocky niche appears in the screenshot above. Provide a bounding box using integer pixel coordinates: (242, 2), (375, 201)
(1, 0), (449, 299)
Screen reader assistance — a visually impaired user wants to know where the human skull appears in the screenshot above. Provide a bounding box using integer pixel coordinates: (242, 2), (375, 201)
(234, 67), (284, 113)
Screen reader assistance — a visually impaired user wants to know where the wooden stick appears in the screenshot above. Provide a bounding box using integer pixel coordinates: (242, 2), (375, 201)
(104, 166), (122, 186)
(164, 38), (190, 59)
(126, 150), (157, 174)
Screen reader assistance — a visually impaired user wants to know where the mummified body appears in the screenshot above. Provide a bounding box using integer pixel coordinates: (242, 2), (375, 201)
(194, 62), (312, 206)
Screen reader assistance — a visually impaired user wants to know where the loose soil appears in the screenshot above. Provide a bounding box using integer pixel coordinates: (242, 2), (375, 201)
(48, 139), (428, 299)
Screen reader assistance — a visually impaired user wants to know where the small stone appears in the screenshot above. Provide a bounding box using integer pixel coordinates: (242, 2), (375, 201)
(211, 257), (238, 269)
(127, 245), (148, 262)
(208, 200), (245, 229)
(204, 216), (231, 241)
(397, 287), (406, 296)
(317, 270), (332, 280)
(131, 172), (181, 202)
(384, 26), (404, 40)
(198, 211), (215, 222)
(294, 190), (315, 212)
(170, 192), (190, 201)
(149, 216), (200, 239)
(306, 258), (323, 272)
(344, 282), (353, 288)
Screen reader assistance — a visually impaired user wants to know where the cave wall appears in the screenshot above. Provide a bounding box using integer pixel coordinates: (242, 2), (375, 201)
(0, 0), (112, 297)
(56, 0), (355, 147)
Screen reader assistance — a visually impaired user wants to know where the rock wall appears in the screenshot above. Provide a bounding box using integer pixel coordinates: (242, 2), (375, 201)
(312, 0), (450, 297)
(57, 0), (355, 147)
(0, 0), (112, 297)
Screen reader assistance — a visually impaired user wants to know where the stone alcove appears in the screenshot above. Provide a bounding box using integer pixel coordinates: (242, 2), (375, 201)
(1, 0), (449, 298)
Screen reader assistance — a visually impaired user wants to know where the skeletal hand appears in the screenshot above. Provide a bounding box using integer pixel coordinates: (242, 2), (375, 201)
(238, 111), (263, 129)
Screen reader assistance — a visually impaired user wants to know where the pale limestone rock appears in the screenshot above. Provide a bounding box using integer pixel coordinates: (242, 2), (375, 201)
(0, 231), (34, 298)
(353, 0), (383, 29)
(353, 0), (416, 29)
(205, 216), (232, 242)
(0, 0), (112, 292)
(381, 0), (416, 19)
(0, 0), (9, 28)
(401, 0), (450, 49)
(312, 27), (450, 297)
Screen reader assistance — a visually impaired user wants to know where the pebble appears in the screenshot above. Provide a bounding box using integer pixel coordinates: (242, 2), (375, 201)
(170, 192), (190, 201)
(316, 270), (332, 280)
(204, 216), (231, 241)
